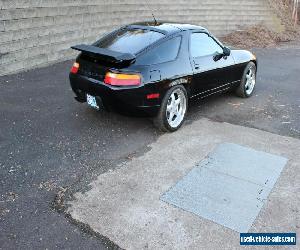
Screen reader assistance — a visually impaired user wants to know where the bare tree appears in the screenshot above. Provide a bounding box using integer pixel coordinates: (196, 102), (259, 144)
(292, 0), (299, 26)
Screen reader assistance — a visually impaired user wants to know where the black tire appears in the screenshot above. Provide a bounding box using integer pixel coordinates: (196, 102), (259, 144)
(235, 62), (257, 98)
(154, 85), (188, 132)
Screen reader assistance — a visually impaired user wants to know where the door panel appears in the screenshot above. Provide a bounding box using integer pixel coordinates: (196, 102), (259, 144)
(192, 55), (219, 94)
(189, 32), (235, 97)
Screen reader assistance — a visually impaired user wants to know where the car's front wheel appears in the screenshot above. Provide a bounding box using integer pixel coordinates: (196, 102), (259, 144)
(235, 62), (257, 98)
(154, 85), (188, 132)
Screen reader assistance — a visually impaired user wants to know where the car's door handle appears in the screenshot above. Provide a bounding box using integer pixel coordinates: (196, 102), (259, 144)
(194, 63), (200, 70)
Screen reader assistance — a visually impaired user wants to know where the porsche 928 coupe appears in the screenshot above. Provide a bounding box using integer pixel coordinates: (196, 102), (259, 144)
(69, 22), (257, 132)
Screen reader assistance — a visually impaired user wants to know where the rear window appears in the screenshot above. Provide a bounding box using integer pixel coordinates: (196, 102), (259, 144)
(95, 28), (165, 55)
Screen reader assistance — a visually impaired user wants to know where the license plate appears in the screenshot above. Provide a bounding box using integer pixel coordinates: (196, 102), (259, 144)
(87, 94), (99, 110)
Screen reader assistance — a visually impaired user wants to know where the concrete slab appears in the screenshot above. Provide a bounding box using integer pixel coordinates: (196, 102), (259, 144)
(161, 143), (288, 232)
(67, 118), (300, 250)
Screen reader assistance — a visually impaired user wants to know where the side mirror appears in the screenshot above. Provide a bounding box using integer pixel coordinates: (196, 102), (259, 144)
(213, 52), (223, 62)
(213, 46), (231, 62)
(223, 46), (231, 57)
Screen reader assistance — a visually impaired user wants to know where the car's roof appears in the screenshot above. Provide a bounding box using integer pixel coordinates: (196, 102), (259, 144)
(127, 21), (208, 35)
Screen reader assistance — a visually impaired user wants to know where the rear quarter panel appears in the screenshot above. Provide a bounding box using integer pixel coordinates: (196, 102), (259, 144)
(132, 30), (194, 106)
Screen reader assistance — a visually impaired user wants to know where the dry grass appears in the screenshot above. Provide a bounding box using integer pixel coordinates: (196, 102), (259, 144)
(222, 0), (299, 49)
(222, 25), (299, 49)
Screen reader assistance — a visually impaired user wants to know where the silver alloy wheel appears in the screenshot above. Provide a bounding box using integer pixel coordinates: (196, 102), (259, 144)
(166, 88), (187, 128)
(245, 67), (256, 95)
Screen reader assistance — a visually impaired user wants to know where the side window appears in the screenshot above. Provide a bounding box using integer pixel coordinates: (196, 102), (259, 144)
(190, 33), (223, 58)
(136, 36), (181, 65)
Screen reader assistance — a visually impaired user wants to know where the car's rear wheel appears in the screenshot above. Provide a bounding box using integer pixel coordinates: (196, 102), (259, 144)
(235, 62), (256, 98)
(154, 85), (188, 132)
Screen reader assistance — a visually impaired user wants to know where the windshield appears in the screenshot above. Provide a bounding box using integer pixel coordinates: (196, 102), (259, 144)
(96, 28), (165, 55)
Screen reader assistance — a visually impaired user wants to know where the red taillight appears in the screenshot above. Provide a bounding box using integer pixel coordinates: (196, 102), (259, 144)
(147, 93), (160, 99)
(104, 72), (141, 86)
(71, 62), (79, 74)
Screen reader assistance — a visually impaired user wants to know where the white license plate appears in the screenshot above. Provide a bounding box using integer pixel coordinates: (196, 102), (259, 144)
(87, 94), (99, 110)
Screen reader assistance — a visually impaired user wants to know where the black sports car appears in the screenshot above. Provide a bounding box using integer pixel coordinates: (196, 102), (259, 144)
(70, 22), (257, 132)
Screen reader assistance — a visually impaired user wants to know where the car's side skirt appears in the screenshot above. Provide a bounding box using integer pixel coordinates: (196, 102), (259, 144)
(190, 80), (240, 99)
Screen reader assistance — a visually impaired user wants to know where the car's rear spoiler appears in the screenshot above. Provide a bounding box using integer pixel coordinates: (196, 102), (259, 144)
(71, 44), (136, 64)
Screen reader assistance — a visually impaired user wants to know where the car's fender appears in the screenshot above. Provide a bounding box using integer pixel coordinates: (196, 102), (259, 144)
(231, 49), (257, 66)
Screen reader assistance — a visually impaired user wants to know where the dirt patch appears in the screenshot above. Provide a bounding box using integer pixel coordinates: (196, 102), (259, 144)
(222, 0), (299, 48)
(52, 186), (68, 212)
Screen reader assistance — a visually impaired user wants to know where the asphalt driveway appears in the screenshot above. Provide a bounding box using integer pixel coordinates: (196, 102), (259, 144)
(0, 44), (299, 249)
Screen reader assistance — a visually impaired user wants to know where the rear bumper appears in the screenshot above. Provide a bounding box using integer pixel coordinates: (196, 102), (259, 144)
(69, 73), (160, 116)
